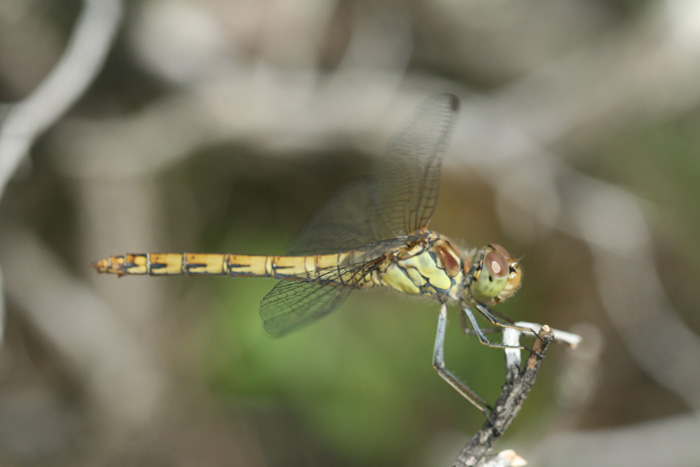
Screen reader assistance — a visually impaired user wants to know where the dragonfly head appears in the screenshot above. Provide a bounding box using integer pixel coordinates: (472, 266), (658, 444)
(469, 244), (522, 305)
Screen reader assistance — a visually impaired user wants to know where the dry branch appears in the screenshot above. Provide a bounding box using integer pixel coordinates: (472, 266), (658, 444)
(454, 325), (555, 467)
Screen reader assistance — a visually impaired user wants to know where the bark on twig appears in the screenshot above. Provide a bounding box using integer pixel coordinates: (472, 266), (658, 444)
(454, 325), (555, 467)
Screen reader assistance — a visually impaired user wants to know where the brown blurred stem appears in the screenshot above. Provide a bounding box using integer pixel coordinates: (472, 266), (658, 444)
(454, 325), (555, 467)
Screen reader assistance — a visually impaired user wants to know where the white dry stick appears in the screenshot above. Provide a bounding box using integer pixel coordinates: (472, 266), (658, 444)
(515, 321), (582, 348)
(503, 322), (582, 370)
(466, 449), (527, 467)
(0, 0), (123, 198)
(482, 449), (528, 467)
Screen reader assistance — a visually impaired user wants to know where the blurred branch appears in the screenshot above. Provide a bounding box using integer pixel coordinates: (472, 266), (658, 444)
(0, 264), (4, 344)
(49, 2), (700, 177)
(0, 0), (122, 198)
(492, 0), (700, 149)
(0, 224), (165, 430)
(529, 413), (700, 466)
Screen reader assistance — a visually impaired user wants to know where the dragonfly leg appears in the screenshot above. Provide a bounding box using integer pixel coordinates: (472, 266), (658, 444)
(464, 304), (542, 357)
(472, 302), (541, 344)
(461, 305), (529, 350)
(459, 308), (501, 336)
(488, 307), (516, 325)
(433, 303), (494, 421)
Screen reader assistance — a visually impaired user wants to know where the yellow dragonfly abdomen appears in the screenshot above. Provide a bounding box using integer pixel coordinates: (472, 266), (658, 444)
(94, 251), (352, 277)
(92, 232), (468, 299)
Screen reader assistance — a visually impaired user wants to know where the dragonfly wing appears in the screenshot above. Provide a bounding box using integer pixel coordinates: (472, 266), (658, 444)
(286, 178), (389, 255)
(373, 93), (459, 236)
(287, 94), (459, 254)
(260, 261), (374, 336)
(260, 281), (352, 337)
(260, 94), (459, 336)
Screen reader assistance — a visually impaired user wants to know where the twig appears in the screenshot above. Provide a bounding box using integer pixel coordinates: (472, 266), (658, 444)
(454, 325), (555, 467)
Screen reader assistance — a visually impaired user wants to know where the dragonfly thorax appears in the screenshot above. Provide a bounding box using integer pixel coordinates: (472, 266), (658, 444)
(377, 232), (466, 300)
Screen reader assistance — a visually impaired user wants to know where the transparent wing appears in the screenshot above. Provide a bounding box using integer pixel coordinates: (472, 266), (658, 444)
(373, 93), (459, 236)
(260, 94), (459, 335)
(286, 179), (387, 255)
(260, 261), (375, 336)
(289, 93), (459, 254)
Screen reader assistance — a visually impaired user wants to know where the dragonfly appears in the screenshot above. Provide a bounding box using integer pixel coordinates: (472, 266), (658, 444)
(92, 93), (527, 419)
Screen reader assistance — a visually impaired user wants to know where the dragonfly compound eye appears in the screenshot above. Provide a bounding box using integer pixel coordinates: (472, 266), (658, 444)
(470, 245), (522, 305)
(484, 249), (508, 280)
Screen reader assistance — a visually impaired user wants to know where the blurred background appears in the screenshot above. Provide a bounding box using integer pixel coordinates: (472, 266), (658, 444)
(1, 0), (699, 465)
